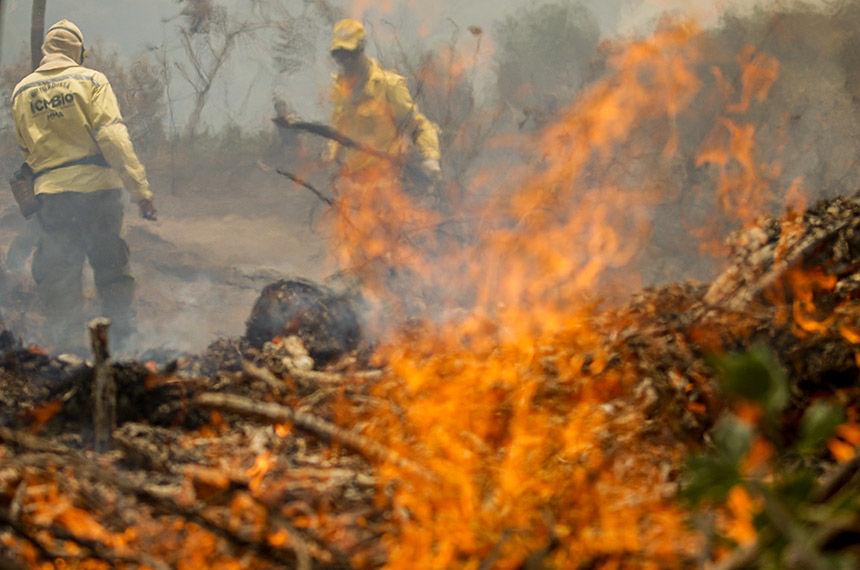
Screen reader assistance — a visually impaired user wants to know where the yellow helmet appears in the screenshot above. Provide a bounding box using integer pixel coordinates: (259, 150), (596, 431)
(330, 19), (366, 52)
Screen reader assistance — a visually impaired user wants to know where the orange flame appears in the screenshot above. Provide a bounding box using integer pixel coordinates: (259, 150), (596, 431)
(317, 14), (797, 570)
(246, 452), (274, 492)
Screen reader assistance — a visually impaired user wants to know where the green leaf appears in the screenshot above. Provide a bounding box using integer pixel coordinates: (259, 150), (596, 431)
(712, 415), (754, 463)
(760, 544), (786, 570)
(817, 553), (856, 569)
(775, 470), (816, 508)
(682, 416), (751, 505)
(682, 454), (742, 505)
(798, 400), (846, 454)
(753, 510), (769, 532)
(708, 348), (789, 415)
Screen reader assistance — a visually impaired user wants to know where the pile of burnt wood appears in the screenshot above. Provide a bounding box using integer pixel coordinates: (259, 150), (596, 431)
(2, 197), (860, 569)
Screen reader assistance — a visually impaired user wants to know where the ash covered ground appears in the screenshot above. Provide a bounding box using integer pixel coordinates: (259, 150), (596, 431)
(0, 162), (330, 358)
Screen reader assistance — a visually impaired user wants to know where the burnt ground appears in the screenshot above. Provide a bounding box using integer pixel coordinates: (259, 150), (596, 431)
(2, 163), (860, 568)
(0, 165), (331, 357)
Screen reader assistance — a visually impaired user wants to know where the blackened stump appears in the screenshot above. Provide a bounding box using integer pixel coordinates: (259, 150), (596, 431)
(244, 279), (361, 366)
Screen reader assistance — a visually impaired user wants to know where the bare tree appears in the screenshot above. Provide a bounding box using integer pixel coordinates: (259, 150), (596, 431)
(0, 0), (5, 63)
(304, 0), (341, 26)
(494, 0), (600, 129)
(262, 0), (332, 77)
(173, 0), (259, 139)
(30, 0), (46, 70)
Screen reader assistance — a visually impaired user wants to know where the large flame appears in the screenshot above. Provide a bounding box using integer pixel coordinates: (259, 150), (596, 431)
(324, 18), (787, 569)
(2, 11), (827, 570)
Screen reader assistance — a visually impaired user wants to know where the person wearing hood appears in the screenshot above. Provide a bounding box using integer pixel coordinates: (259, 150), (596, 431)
(10, 19), (157, 353)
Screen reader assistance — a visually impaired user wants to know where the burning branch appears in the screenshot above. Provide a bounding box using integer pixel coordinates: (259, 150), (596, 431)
(256, 160), (336, 207)
(0, 507), (171, 570)
(0, 426), (316, 568)
(274, 168), (334, 206)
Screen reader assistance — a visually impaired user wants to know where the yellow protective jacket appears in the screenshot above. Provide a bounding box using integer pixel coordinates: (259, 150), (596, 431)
(328, 57), (439, 175)
(12, 58), (152, 202)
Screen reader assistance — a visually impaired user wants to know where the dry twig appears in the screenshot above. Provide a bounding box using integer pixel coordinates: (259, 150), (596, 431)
(195, 392), (435, 480)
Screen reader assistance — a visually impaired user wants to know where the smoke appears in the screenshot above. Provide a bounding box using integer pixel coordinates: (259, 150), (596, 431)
(321, 0), (860, 340)
(3, 0), (860, 356)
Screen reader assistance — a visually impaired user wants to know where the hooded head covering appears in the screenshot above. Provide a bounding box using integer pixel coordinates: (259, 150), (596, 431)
(329, 19), (366, 52)
(39, 20), (86, 70)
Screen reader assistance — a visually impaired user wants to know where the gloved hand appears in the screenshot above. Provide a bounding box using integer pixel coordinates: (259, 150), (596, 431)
(139, 198), (157, 221)
(420, 158), (441, 181)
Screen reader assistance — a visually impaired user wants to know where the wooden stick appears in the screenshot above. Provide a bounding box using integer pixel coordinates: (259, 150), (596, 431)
(272, 116), (395, 161)
(279, 360), (383, 386)
(195, 392), (435, 480)
(89, 318), (114, 453)
(242, 361), (290, 396)
(275, 168), (335, 207)
(811, 454), (860, 504)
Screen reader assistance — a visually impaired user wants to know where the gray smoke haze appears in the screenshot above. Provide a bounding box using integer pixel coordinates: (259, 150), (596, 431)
(0, 0), (851, 357)
(0, 0), (790, 129)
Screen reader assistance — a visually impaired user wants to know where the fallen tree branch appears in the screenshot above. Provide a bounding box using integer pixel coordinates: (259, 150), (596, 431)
(0, 523), (53, 566)
(811, 453), (860, 504)
(709, 455), (860, 570)
(703, 217), (856, 312)
(269, 513), (313, 570)
(711, 539), (767, 570)
(280, 359), (383, 386)
(195, 392), (435, 480)
(242, 360), (291, 396)
(0, 425), (71, 455)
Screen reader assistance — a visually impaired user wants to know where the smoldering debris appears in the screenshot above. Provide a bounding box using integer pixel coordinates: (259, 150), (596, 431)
(0, 195), (859, 567)
(245, 278), (363, 366)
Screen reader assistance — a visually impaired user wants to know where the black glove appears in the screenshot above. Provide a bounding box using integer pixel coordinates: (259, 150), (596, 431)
(139, 198), (157, 221)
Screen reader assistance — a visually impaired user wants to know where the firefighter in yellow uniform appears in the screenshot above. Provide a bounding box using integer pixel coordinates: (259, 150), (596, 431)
(11, 20), (156, 353)
(324, 19), (442, 318)
(326, 18), (441, 186)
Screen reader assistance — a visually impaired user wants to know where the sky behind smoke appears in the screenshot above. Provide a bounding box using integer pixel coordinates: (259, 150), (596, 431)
(0, 0), (823, 129)
(0, 0), (841, 352)
(1, 0), (624, 126)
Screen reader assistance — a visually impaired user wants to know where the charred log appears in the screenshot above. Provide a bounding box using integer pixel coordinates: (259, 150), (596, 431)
(244, 278), (362, 366)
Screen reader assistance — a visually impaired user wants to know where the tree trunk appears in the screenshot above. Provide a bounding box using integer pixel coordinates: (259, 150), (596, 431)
(30, 0), (47, 70)
(0, 0), (6, 63)
(184, 90), (208, 141)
